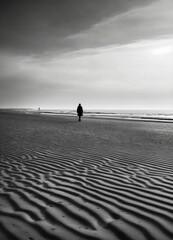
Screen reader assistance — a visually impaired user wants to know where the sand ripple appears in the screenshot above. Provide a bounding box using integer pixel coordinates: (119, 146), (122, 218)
(0, 113), (173, 240)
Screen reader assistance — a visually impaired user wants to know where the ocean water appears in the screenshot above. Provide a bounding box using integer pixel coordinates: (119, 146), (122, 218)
(83, 109), (173, 122)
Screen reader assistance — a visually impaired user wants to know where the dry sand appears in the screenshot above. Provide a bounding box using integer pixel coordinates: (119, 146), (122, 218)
(0, 111), (173, 240)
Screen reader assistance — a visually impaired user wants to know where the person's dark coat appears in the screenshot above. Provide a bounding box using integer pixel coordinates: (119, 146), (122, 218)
(77, 104), (83, 116)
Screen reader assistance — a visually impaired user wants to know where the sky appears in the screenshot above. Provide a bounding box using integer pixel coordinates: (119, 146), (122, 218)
(0, 0), (173, 110)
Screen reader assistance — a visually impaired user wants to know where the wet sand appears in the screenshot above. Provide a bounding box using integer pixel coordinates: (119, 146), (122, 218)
(0, 111), (173, 240)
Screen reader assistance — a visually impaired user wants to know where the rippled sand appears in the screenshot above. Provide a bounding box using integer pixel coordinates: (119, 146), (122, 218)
(0, 111), (173, 240)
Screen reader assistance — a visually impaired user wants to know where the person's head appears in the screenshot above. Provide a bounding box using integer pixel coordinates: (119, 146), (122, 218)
(79, 103), (81, 106)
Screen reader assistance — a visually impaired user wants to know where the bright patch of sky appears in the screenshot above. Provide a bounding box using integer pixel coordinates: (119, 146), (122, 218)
(1, 37), (172, 109)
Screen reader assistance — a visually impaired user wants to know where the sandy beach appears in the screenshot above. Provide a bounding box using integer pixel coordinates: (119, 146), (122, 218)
(0, 111), (173, 240)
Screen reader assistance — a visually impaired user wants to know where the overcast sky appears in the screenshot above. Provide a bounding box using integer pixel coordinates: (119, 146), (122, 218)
(0, 0), (173, 109)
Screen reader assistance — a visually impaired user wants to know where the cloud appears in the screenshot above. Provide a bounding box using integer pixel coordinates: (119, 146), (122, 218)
(0, 37), (172, 109)
(0, 0), (157, 55)
(64, 0), (173, 50)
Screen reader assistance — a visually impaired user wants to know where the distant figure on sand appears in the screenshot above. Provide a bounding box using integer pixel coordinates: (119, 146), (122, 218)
(77, 103), (83, 121)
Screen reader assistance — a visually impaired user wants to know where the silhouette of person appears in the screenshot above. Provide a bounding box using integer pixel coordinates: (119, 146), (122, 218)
(77, 103), (83, 121)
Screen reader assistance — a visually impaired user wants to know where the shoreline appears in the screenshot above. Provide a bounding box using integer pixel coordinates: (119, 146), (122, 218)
(1, 108), (173, 124)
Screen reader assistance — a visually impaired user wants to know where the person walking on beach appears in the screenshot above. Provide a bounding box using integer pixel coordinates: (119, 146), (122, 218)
(77, 103), (83, 121)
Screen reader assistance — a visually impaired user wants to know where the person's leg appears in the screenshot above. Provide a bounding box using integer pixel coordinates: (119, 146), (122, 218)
(79, 116), (81, 121)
